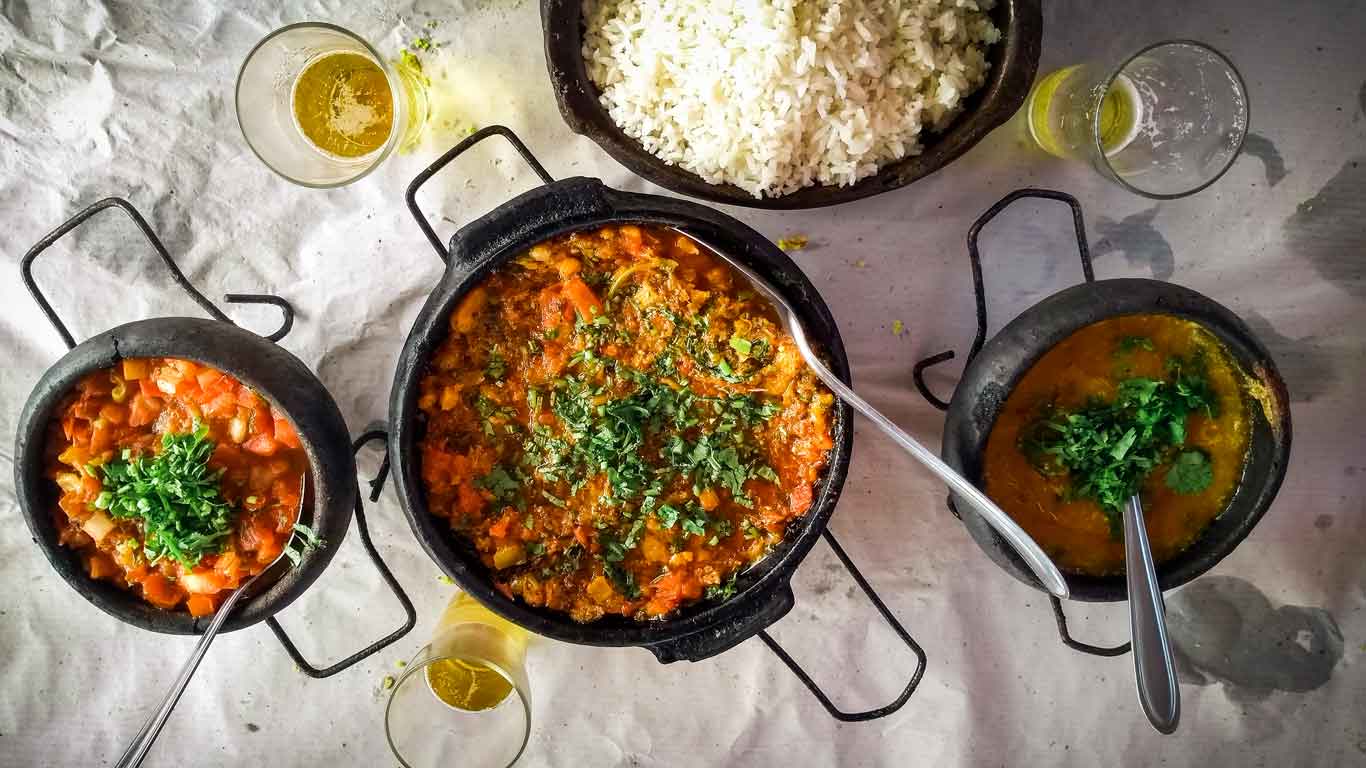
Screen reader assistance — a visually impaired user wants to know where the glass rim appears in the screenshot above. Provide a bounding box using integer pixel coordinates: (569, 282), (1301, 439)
(1091, 39), (1250, 200)
(384, 645), (532, 768)
(234, 21), (405, 189)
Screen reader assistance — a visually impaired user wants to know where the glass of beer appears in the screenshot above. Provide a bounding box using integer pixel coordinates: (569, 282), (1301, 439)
(385, 591), (533, 768)
(1025, 40), (1249, 199)
(235, 22), (428, 187)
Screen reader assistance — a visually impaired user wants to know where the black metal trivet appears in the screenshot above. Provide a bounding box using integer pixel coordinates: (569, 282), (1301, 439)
(910, 188), (1130, 658)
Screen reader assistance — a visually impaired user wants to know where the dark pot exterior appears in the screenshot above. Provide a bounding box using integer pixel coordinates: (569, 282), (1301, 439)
(390, 177), (853, 661)
(14, 318), (357, 634)
(942, 278), (1292, 601)
(541, 0), (1042, 209)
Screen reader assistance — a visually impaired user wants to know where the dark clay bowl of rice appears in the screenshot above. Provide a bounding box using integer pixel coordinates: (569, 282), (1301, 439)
(543, 0), (1042, 209)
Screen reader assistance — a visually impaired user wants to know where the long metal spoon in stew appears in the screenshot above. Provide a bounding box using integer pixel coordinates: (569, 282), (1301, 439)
(679, 230), (1071, 598)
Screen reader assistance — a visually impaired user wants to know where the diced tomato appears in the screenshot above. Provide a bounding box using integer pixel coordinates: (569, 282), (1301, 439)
(128, 394), (161, 427)
(86, 552), (119, 580)
(141, 573), (183, 609)
(58, 493), (87, 519)
(242, 433), (277, 456)
(99, 403), (127, 424)
(788, 484), (814, 516)
(138, 377), (161, 399)
(68, 420), (92, 445)
(214, 551), (242, 585)
(538, 286), (568, 335)
(180, 570), (226, 594)
(173, 376), (201, 398)
(489, 513), (514, 539)
(203, 391), (237, 418)
(270, 478), (301, 525)
(170, 359), (199, 378)
(80, 474), (102, 499)
(645, 570), (690, 616)
(210, 442), (245, 473)
(186, 594), (216, 617)
(89, 421), (115, 454)
(619, 224), (644, 255)
(563, 277), (603, 320)
(236, 384), (261, 406)
(250, 401), (274, 439)
(456, 482), (484, 518)
(255, 535), (282, 564)
(196, 369), (224, 392)
(273, 416), (301, 449)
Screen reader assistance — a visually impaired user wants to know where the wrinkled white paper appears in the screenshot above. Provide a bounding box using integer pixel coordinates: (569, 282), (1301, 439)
(2, 1), (1363, 766)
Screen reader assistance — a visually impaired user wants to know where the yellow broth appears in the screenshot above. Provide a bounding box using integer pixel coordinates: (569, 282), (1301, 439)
(983, 315), (1251, 575)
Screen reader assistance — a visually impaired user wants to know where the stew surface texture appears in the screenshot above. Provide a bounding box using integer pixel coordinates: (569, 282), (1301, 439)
(417, 224), (834, 622)
(45, 358), (307, 616)
(983, 315), (1251, 576)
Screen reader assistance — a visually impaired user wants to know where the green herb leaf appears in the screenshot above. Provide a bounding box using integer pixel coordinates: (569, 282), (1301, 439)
(1165, 450), (1213, 494)
(1116, 335), (1156, 354)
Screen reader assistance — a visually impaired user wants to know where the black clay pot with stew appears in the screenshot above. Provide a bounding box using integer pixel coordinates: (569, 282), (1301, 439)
(390, 127), (925, 722)
(914, 190), (1292, 628)
(13, 199), (413, 677)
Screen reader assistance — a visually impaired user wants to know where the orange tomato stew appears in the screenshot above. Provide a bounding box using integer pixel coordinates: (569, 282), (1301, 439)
(44, 357), (307, 616)
(417, 224), (835, 622)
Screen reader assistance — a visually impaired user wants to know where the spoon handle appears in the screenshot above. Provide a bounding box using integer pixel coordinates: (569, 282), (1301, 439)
(1124, 495), (1180, 734)
(795, 336), (1069, 599)
(114, 582), (253, 768)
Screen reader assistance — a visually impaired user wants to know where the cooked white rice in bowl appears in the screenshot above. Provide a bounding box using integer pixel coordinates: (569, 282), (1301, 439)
(582, 0), (1001, 199)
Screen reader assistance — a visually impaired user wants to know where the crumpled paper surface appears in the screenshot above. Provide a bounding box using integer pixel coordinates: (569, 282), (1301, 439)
(2, 1), (1364, 766)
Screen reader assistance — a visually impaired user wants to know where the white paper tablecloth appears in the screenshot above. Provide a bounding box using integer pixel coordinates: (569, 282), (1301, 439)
(2, 1), (1363, 766)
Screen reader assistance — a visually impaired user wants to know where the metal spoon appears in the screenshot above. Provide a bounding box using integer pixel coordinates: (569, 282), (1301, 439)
(115, 477), (309, 768)
(1123, 495), (1180, 733)
(680, 231), (1069, 598)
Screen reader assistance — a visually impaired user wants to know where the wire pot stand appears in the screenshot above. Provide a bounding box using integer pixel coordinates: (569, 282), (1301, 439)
(911, 188), (1131, 658)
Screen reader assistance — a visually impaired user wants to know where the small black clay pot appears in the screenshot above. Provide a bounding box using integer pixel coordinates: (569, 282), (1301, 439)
(541, 0), (1042, 209)
(392, 128), (854, 662)
(941, 283), (1291, 601)
(12, 199), (356, 636)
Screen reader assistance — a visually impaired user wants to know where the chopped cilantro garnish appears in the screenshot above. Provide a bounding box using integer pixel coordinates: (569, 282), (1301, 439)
(93, 424), (233, 566)
(1022, 355), (1219, 536)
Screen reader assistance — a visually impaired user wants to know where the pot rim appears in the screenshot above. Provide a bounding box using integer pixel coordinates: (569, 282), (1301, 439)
(389, 178), (855, 655)
(13, 317), (358, 634)
(942, 278), (1292, 602)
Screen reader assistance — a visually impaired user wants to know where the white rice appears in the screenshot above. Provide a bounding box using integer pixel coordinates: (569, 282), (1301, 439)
(582, 0), (1001, 198)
